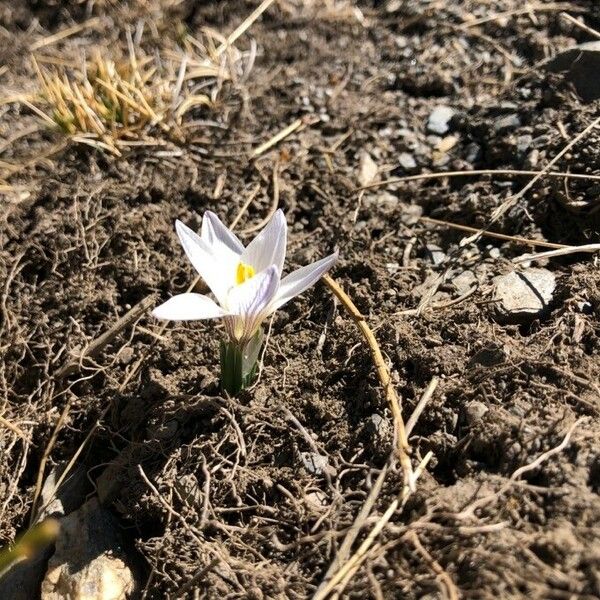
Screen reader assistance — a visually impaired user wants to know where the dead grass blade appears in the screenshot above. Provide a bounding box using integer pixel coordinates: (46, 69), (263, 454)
(322, 275), (413, 485)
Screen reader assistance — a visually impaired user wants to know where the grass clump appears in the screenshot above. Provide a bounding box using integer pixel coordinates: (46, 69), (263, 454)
(19, 26), (254, 155)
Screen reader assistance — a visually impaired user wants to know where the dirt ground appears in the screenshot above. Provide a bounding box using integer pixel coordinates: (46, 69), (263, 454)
(1, 0), (600, 598)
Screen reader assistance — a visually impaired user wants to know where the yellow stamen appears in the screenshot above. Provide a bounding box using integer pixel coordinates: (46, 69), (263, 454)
(236, 262), (255, 285)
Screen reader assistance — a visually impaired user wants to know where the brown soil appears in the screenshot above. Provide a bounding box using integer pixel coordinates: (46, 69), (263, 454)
(1, 1), (600, 598)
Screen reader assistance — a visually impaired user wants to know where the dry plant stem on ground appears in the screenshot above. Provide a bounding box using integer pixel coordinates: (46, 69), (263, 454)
(315, 377), (440, 599)
(322, 275), (413, 486)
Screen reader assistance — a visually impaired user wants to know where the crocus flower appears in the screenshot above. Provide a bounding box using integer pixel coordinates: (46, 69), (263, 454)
(153, 209), (338, 393)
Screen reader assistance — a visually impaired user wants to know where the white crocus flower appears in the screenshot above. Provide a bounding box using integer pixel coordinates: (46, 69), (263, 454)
(153, 209), (338, 347)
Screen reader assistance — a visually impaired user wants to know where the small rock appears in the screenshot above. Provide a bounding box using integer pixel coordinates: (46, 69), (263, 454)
(545, 41), (600, 102)
(426, 244), (447, 266)
(468, 347), (506, 368)
(493, 268), (556, 321)
(300, 452), (334, 477)
(494, 114), (521, 133)
(304, 490), (328, 512)
(118, 347), (134, 366)
(385, 262), (400, 275)
(452, 270), (478, 296)
(41, 498), (135, 600)
(367, 414), (389, 438)
(365, 414), (393, 458)
(516, 134), (533, 156)
(525, 149), (540, 169)
(465, 142), (481, 164)
(376, 191), (400, 207)
(427, 105), (455, 135)
(398, 152), (417, 170)
(401, 203), (423, 225)
(39, 464), (88, 520)
(464, 401), (489, 426)
(358, 151), (378, 187)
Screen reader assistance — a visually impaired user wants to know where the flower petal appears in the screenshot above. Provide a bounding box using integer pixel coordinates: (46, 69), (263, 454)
(241, 209), (287, 274)
(201, 210), (244, 255)
(175, 220), (233, 305)
(268, 251), (338, 313)
(227, 265), (280, 340)
(152, 293), (227, 321)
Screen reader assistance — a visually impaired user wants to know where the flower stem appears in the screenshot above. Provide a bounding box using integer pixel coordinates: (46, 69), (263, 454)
(220, 329), (264, 395)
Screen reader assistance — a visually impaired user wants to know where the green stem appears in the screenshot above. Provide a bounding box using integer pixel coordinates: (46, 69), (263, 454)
(220, 329), (264, 396)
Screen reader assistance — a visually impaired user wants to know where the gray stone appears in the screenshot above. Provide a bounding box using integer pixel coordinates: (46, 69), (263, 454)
(367, 413), (389, 438)
(464, 401), (489, 426)
(544, 41), (600, 101)
(427, 105), (455, 135)
(38, 464), (87, 521)
(516, 134), (533, 156)
(365, 413), (393, 458)
(493, 268), (556, 320)
(494, 114), (521, 133)
(465, 142), (481, 164)
(468, 347), (506, 368)
(41, 498), (135, 600)
(376, 191), (400, 207)
(453, 270), (478, 296)
(300, 452), (333, 477)
(398, 152), (417, 170)
(426, 244), (447, 266)
(401, 203), (423, 225)
(0, 466), (88, 600)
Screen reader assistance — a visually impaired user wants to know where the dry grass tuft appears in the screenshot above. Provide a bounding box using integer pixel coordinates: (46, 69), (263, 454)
(31, 50), (174, 155)
(9, 27), (254, 156)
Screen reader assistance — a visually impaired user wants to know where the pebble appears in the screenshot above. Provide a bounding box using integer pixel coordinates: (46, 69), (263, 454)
(358, 150), (378, 187)
(516, 134), (533, 156)
(464, 401), (489, 426)
(427, 105), (455, 135)
(367, 413), (389, 438)
(300, 452), (333, 477)
(117, 347), (134, 365)
(426, 244), (447, 266)
(465, 142), (481, 164)
(41, 498), (135, 600)
(494, 113), (521, 133)
(365, 413), (393, 459)
(305, 490), (328, 512)
(452, 270), (478, 296)
(493, 268), (556, 320)
(401, 203), (423, 225)
(398, 152), (417, 170)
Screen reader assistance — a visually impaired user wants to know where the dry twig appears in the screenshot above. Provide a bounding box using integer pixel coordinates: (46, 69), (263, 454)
(513, 243), (600, 264)
(322, 275), (412, 484)
(355, 168), (600, 192)
(420, 216), (569, 250)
